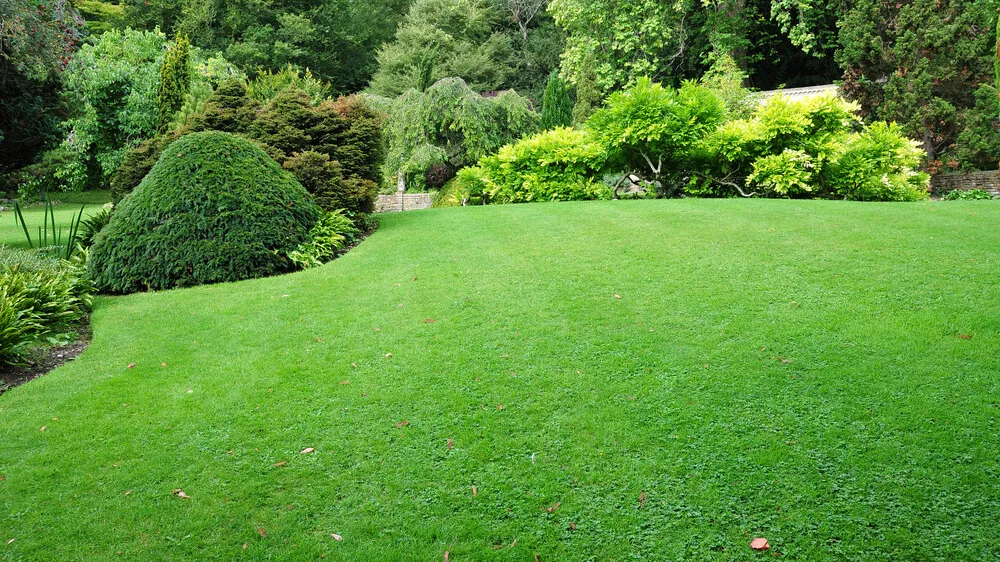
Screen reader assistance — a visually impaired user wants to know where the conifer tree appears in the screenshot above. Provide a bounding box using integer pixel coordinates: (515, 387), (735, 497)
(157, 34), (191, 133)
(540, 70), (573, 129)
(572, 57), (601, 125)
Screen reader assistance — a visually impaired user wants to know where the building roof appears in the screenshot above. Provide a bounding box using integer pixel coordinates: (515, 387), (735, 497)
(757, 84), (839, 103)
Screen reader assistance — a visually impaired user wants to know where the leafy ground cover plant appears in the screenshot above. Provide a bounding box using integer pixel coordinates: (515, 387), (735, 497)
(88, 132), (320, 293)
(0, 247), (92, 366)
(943, 188), (997, 200)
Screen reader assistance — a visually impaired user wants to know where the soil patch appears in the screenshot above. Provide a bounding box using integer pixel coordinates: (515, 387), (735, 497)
(0, 327), (90, 396)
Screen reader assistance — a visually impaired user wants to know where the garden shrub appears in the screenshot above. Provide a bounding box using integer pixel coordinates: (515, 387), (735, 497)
(479, 126), (609, 203)
(432, 167), (492, 207)
(943, 188), (996, 200)
(112, 86), (384, 217)
(288, 209), (359, 269)
(0, 247), (93, 366)
(424, 162), (455, 189)
(823, 122), (929, 201)
(88, 132), (321, 293)
(247, 66), (331, 105)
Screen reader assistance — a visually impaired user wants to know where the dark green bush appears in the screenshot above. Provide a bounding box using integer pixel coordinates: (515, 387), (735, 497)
(110, 130), (183, 204)
(88, 132), (321, 293)
(288, 209), (359, 269)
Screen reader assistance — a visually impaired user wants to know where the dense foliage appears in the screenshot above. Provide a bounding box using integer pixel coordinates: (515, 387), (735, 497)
(288, 209), (360, 269)
(89, 132), (321, 293)
(468, 78), (930, 203)
(477, 126), (608, 202)
(0, 247), (93, 366)
(540, 71), (573, 129)
(113, 82), (384, 215)
(371, 77), (539, 191)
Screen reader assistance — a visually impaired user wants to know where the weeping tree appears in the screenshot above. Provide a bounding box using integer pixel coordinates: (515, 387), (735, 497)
(156, 34), (191, 133)
(368, 77), (539, 191)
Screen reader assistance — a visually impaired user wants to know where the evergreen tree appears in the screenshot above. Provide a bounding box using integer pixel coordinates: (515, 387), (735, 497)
(540, 70), (573, 129)
(156, 34), (191, 133)
(572, 57), (600, 125)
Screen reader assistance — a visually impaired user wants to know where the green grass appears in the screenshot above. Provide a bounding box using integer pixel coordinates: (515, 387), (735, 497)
(0, 196), (108, 250)
(2, 200), (999, 560)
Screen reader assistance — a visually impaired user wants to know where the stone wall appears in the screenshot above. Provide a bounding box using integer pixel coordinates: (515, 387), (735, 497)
(930, 171), (1000, 197)
(376, 193), (433, 213)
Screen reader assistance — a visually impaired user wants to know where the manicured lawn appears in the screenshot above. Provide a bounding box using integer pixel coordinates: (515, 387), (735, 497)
(1, 199), (999, 560)
(0, 192), (110, 250)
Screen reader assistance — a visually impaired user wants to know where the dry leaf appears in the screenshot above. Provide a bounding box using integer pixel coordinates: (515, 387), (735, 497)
(7, 539), (14, 545)
(424, 318), (436, 323)
(171, 489), (191, 499)
(447, 438), (454, 450)
(384, 353), (392, 358)
(331, 533), (343, 541)
(443, 551), (449, 562)
(127, 363), (136, 369)
(340, 381), (350, 385)
(258, 527), (267, 538)
(351, 362), (357, 368)
(958, 334), (972, 339)
(161, 363), (167, 367)
(0, 475), (5, 481)
(274, 461), (287, 467)
(750, 537), (769, 550)
(39, 426), (45, 432)
(535, 554), (540, 562)
(395, 420), (410, 428)
(123, 490), (131, 495)
(497, 404), (504, 411)
(569, 522), (576, 530)
(472, 485), (478, 496)
(301, 448), (315, 454)
(317, 337), (323, 343)
(614, 294), (622, 299)
(242, 543), (248, 549)
(545, 502), (560, 513)
(639, 491), (647, 508)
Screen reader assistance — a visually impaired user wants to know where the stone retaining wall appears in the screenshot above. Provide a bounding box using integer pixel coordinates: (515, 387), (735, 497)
(376, 193), (433, 213)
(930, 171), (1000, 196)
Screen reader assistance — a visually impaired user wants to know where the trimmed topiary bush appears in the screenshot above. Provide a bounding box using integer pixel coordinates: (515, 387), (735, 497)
(89, 131), (321, 293)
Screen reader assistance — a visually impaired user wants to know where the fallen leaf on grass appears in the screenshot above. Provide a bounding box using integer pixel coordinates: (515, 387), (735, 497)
(242, 543), (248, 549)
(614, 294), (622, 299)
(171, 489), (191, 499)
(443, 551), (449, 561)
(750, 537), (769, 550)
(127, 363), (136, 369)
(7, 539), (14, 545)
(161, 363), (166, 367)
(569, 522), (576, 530)
(301, 448), (315, 454)
(384, 353), (392, 358)
(497, 404), (504, 411)
(958, 334), (972, 339)
(447, 438), (453, 450)
(331, 533), (343, 541)
(545, 502), (560, 513)
(535, 554), (540, 562)
(472, 485), (478, 496)
(274, 461), (286, 467)
(39, 426), (45, 432)
(0, 475), (5, 481)
(395, 420), (410, 428)
(351, 363), (357, 368)
(258, 527), (267, 538)
(317, 337), (323, 343)
(339, 380), (350, 385)
(639, 491), (646, 508)
(780, 358), (792, 364)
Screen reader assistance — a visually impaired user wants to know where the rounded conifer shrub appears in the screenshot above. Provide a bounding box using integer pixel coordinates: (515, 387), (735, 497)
(89, 131), (321, 293)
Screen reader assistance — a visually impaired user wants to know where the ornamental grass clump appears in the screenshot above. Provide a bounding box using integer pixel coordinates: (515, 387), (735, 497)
(88, 131), (320, 294)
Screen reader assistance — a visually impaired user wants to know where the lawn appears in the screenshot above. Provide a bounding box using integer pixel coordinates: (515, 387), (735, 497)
(1, 199), (998, 560)
(0, 192), (110, 250)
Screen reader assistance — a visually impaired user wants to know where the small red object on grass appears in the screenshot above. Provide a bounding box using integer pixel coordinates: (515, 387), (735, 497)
(750, 537), (769, 550)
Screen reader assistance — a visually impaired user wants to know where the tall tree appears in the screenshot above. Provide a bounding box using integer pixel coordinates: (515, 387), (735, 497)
(571, 54), (600, 124)
(838, 0), (999, 164)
